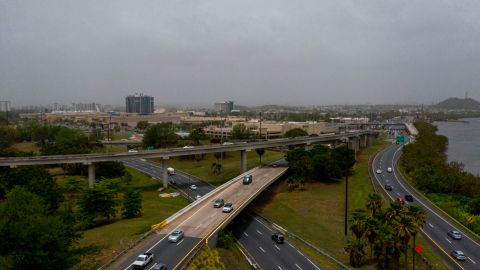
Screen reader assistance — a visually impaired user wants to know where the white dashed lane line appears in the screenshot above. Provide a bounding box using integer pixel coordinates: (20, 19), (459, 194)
(243, 232), (249, 237)
(274, 244), (280, 251)
(445, 238), (452, 244)
(295, 263), (303, 270)
(428, 223), (434, 228)
(256, 230), (262, 235)
(259, 246), (266, 253)
(176, 239), (184, 246)
(468, 257), (476, 264)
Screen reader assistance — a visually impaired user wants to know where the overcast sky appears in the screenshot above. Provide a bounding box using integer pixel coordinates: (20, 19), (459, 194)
(1, 0), (480, 107)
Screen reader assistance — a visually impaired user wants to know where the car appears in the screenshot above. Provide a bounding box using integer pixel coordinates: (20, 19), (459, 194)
(132, 253), (154, 269)
(222, 142), (233, 145)
(128, 149), (139, 153)
(404, 194), (414, 202)
(190, 184), (197, 190)
(243, 175), (252, 185)
(151, 263), (167, 270)
(447, 230), (462, 240)
(168, 229), (184, 243)
(384, 184), (393, 191)
(376, 169), (382, 174)
(195, 194), (201, 200)
(183, 145), (195, 149)
(271, 163), (279, 168)
(223, 203), (233, 213)
(167, 167), (175, 175)
(169, 179), (177, 185)
(451, 250), (467, 261)
(396, 197), (405, 205)
(213, 199), (224, 208)
(387, 167), (393, 173)
(272, 233), (285, 244)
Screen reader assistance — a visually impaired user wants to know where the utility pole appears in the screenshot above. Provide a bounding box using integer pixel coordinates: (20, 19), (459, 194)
(344, 138), (349, 236)
(259, 112), (262, 140)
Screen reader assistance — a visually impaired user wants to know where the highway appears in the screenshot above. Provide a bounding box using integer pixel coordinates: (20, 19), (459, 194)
(119, 159), (321, 270)
(373, 145), (480, 270)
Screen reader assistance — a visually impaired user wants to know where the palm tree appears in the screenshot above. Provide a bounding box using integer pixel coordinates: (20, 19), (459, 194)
(385, 202), (403, 223)
(392, 214), (415, 268)
(406, 205), (427, 269)
(373, 223), (394, 270)
(366, 193), (383, 217)
(255, 148), (265, 164)
(346, 238), (367, 267)
(350, 209), (367, 239)
(364, 216), (379, 259)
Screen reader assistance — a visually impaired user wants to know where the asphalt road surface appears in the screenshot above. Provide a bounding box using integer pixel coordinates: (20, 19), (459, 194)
(373, 144), (480, 270)
(120, 159), (321, 270)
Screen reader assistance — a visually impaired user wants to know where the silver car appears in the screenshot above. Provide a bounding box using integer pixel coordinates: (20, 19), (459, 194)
(447, 230), (462, 240)
(222, 203), (233, 213)
(168, 229), (184, 243)
(451, 250), (466, 261)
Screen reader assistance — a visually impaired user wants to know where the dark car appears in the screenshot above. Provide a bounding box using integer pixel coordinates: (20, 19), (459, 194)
(243, 175), (252, 185)
(213, 198), (224, 208)
(447, 230), (462, 240)
(152, 263), (167, 270)
(384, 184), (393, 191)
(271, 163), (279, 168)
(404, 194), (414, 202)
(272, 233), (285, 244)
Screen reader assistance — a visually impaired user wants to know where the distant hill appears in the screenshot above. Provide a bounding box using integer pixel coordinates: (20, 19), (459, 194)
(434, 97), (480, 110)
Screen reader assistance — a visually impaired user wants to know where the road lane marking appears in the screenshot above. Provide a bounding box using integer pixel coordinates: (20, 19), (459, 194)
(277, 266), (283, 270)
(288, 242), (295, 249)
(243, 232), (249, 237)
(176, 239), (184, 246)
(274, 244), (280, 251)
(396, 192), (401, 196)
(468, 257), (476, 264)
(445, 238), (452, 244)
(307, 258), (322, 270)
(297, 249), (304, 256)
(148, 263), (157, 270)
(295, 263), (303, 270)
(256, 230), (262, 235)
(428, 223), (434, 228)
(259, 246), (266, 253)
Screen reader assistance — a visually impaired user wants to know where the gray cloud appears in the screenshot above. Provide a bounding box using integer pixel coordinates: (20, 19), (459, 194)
(1, 0), (480, 107)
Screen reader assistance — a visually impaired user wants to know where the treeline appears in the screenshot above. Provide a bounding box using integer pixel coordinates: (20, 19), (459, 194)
(401, 121), (480, 231)
(285, 144), (355, 189)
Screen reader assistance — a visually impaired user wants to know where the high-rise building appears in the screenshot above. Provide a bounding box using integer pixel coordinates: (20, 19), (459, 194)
(126, 93), (154, 114)
(214, 101), (234, 114)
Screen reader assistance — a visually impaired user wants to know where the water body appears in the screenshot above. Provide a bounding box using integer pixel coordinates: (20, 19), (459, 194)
(435, 118), (480, 175)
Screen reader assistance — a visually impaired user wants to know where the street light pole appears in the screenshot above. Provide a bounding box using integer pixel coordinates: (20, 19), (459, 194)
(344, 138), (349, 236)
(259, 112), (262, 140)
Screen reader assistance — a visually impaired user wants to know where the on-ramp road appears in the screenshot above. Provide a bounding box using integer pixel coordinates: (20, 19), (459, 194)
(373, 145), (480, 270)
(116, 159), (321, 270)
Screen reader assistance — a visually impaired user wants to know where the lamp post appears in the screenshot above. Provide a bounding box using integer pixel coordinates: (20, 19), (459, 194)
(259, 112), (262, 140)
(344, 138), (349, 236)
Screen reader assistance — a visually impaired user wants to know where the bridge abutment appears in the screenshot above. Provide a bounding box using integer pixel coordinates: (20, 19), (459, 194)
(88, 163), (95, 188)
(162, 157), (169, 188)
(240, 150), (248, 173)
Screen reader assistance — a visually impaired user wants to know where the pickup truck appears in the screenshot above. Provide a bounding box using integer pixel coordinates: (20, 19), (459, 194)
(133, 253), (154, 269)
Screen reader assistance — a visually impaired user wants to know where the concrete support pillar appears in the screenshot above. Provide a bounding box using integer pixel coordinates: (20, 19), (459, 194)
(88, 163), (95, 188)
(162, 157), (169, 189)
(305, 143), (312, 151)
(240, 150), (248, 173)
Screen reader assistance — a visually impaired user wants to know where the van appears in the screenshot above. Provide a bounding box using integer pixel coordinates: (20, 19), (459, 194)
(243, 175), (252, 185)
(167, 167), (175, 175)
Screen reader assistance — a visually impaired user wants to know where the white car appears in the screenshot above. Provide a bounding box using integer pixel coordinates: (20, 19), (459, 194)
(222, 203), (233, 213)
(167, 167), (175, 175)
(168, 229), (184, 243)
(222, 142), (233, 145)
(195, 194), (202, 200)
(387, 167), (393, 173)
(128, 149), (139, 153)
(190, 184), (198, 190)
(183, 145), (195, 149)
(376, 169), (382, 174)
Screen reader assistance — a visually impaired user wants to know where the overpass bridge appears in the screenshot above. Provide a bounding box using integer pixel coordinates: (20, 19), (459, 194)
(109, 165), (313, 270)
(0, 130), (375, 188)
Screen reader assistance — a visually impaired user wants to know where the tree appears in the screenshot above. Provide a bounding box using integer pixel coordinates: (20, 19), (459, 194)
(349, 209), (367, 239)
(95, 161), (126, 180)
(77, 186), (117, 228)
(0, 126), (19, 149)
(186, 247), (226, 270)
(143, 123), (178, 148)
(122, 189), (142, 218)
(230, 123), (251, 140)
(211, 162), (223, 175)
(42, 127), (103, 155)
(188, 127), (208, 145)
(366, 193), (382, 217)
(346, 238), (367, 267)
(0, 187), (79, 270)
(255, 148), (265, 164)
(284, 128), (308, 138)
(136, 121), (150, 131)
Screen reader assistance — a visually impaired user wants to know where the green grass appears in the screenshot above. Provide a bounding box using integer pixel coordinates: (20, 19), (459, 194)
(11, 142), (41, 153)
(69, 168), (189, 269)
(216, 246), (252, 270)
(251, 138), (449, 269)
(152, 150), (285, 186)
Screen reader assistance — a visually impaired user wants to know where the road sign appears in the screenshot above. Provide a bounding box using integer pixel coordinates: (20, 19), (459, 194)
(415, 244), (423, 253)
